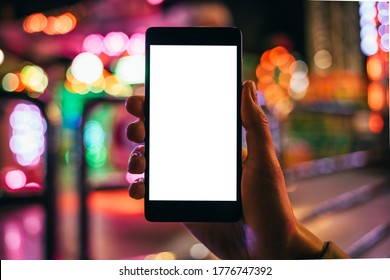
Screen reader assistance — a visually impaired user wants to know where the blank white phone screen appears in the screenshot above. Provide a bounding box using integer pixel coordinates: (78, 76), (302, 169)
(149, 45), (237, 201)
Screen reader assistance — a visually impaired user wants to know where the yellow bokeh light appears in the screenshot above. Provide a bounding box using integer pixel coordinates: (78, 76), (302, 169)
(2, 73), (20, 92)
(90, 74), (106, 93)
(105, 74), (133, 97)
(20, 65), (48, 93)
(154, 251), (176, 260)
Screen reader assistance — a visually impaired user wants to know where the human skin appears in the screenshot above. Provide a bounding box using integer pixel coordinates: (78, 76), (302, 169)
(125, 80), (325, 259)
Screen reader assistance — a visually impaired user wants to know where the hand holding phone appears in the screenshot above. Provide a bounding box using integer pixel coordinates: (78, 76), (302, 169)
(127, 27), (330, 259)
(126, 81), (329, 259)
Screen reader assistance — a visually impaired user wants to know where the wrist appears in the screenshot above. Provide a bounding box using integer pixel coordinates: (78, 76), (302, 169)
(287, 222), (325, 259)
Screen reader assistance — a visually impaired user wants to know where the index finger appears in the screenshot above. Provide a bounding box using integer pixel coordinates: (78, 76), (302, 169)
(125, 95), (145, 118)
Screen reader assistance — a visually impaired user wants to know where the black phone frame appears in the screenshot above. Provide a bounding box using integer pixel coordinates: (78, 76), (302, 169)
(145, 27), (242, 222)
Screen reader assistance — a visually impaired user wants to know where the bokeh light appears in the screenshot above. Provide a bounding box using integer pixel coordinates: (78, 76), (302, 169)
(65, 67), (89, 94)
(4, 222), (22, 252)
(147, 0), (165, 5)
(84, 121), (105, 150)
(84, 121), (107, 168)
(256, 46), (307, 118)
(83, 34), (105, 54)
(2, 73), (20, 92)
(314, 49), (332, 70)
(367, 82), (385, 111)
(380, 33), (389, 52)
(103, 32), (129, 56)
(146, 251), (176, 260)
(55, 13), (77, 34)
(366, 56), (383, 80)
(25, 182), (43, 189)
(20, 65), (48, 93)
(359, 2), (379, 56)
(289, 60), (309, 100)
(377, 2), (389, 25)
(23, 12), (76, 35)
(9, 104), (47, 166)
(42, 16), (57, 35)
(71, 52), (103, 84)
(23, 212), (43, 235)
(0, 49), (4, 65)
(360, 34), (379, 56)
(127, 33), (145, 55)
(368, 112), (384, 134)
(115, 55), (145, 84)
(23, 13), (47, 33)
(5, 170), (27, 190)
(189, 243), (210, 259)
(89, 74), (106, 94)
(105, 74), (133, 96)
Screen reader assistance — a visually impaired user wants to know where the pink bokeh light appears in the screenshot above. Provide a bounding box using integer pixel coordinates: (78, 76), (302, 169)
(147, 0), (164, 5)
(5, 170), (27, 190)
(82, 34), (105, 54)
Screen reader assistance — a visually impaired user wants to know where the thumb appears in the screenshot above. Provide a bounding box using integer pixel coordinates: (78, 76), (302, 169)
(241, 80), (278, 165)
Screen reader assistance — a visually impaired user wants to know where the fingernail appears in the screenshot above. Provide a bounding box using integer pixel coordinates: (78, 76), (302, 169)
(244, 80), (257, 103)
(130, 150), (142, 160)
(133, 177), (144, 183)
(131, 145), (144, 157)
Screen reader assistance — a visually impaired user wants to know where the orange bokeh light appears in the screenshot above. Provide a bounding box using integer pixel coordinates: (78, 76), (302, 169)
(14, 73), (25, 92)
(55, 13), (77, 34)
(366, 56), (383, 80)
(88, 189), (144, 216)
(368, 112), (384, 134)
(269, 46), (289, 66)
(23, 13), (47, 33)
(367, 82), (385, 111)
(24, 12), (77, 35)
(256, 46), (302, 118)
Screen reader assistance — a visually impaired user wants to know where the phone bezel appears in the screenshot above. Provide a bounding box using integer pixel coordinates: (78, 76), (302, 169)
(145, 27), (242, 222)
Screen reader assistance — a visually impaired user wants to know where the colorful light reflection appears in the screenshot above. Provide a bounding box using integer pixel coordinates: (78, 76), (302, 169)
(103, 32), (129, 56)
(359, 2), (389, 55)
(2, 73), (20, 92)
(368, 112), (384, 134)
(115, 55), (145, 85)
(147, 0), (165, 5)
(0, 49), (4, 65)
(5, 170), (27, 190)
(23, 12), (77, 35)
(9, 104), (47, 167)
(71, 52), (103, 84)
(0, 206), (44, 259)
(127, 33), (145, 55)
(83, 34), (105, 55)
(368, 82), (385, 111)
(20, 65), (48, 93)
(2, 64), (48, 95)
(84, 121), (107, 168)
(256, 46), (309, 118)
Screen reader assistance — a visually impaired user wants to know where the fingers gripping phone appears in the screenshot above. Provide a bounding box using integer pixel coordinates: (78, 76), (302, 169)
(145, 27), (242, 222)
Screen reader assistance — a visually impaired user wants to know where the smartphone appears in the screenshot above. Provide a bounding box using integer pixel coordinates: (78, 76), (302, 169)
(145, 27), (242, 222)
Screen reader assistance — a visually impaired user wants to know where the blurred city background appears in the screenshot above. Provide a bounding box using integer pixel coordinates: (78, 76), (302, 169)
(0, 0), (389, 259)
